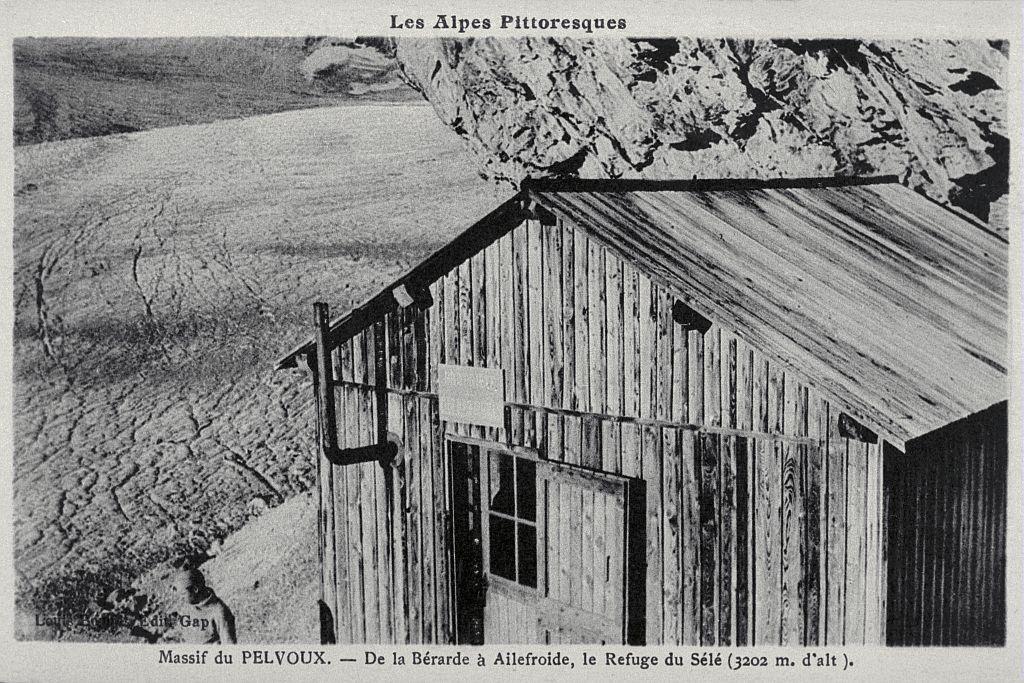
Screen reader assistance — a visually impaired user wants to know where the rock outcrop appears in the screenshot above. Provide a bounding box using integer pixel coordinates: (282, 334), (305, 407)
(393, 38), (1008, 232)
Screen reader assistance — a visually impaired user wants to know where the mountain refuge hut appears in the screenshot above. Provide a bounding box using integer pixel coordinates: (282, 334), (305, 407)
(276, 175), (1007, 647)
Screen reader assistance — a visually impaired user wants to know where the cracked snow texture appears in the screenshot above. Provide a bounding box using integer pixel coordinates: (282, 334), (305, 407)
(13, 104), (507, 638)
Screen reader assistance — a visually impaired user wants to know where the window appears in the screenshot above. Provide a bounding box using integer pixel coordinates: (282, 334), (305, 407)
(485, 450), (537, 588)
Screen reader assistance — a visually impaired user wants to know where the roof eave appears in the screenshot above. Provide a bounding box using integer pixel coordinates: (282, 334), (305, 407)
(274, 193), (528, 370)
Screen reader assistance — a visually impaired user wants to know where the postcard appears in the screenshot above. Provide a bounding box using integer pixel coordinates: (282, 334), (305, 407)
(1, 1), (1020, 680)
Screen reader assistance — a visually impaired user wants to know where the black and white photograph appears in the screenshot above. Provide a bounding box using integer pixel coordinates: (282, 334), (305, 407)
(1, 2), (1020, 680)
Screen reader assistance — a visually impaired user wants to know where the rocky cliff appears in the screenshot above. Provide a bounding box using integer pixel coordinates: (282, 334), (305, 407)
(392, 38), (1008, 232)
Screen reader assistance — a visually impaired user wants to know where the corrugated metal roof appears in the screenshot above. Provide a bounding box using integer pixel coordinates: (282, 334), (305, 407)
(528, 180), (1006, 446)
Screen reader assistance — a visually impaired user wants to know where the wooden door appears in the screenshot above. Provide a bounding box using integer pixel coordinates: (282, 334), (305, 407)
(535, 460), (641, 644)
(448, 438), (542, 644)
(479, 446), (540, 643)
(450, 438), (641, 644)
(449, 440), (485, 644)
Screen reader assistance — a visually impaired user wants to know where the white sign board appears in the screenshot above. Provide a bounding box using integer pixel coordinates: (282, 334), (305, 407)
(438, 364), (506, 428)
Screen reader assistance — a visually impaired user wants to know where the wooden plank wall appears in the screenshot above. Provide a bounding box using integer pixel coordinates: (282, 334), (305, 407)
(319, 215), (887, 645)
(317, 382), (395, 644)
(485, 584), (540, 644)
(885, 401), (1006, 646)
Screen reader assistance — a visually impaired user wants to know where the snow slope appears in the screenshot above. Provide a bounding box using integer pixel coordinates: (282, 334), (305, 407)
(13, 103), (507, 639)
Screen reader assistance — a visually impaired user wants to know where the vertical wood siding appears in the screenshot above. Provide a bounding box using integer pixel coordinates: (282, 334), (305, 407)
(319, 216), (887, 645)
(885, 401), (1006, 646)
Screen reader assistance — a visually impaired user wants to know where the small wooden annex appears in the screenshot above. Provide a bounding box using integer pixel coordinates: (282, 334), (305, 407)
(276, 175), (1008, 647)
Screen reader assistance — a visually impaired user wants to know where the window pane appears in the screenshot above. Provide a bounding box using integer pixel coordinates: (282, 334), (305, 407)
(488, 451), (514, 516)
(517, 522), (537, 588)
(488, 514), (516, 581)
(515, 458), (536, 521)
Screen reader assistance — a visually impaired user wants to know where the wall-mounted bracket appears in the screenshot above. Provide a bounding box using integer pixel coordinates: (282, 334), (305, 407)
(838, 412), (879, 444)
(521, 196), (557, 224)
(672, 299), (712, 334)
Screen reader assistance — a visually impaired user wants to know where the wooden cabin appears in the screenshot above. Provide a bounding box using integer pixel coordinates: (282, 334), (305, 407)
(276, 176), (1007, 647)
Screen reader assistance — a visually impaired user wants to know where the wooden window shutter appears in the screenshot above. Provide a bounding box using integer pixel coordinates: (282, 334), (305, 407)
(535, 459), (645, 644)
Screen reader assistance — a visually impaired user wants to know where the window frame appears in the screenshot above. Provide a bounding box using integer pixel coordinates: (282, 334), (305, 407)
(447, 434), (541, 594)
(444, 432), (642, 644)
